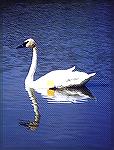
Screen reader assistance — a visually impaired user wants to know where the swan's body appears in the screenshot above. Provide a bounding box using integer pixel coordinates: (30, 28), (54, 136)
(31, 66), (95, 89)
(17, 38), (96, 89)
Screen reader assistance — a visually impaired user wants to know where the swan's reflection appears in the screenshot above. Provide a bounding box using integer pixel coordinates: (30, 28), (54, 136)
(35, 86), (95, 104)
(19, 86), (95, 130)
(19, 88), (40, 131)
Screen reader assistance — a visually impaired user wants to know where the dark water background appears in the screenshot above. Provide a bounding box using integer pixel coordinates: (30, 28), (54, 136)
(2, 0), (114, 150)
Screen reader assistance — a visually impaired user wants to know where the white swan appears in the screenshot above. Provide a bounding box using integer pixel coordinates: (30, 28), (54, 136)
(16, 38), (96, 89)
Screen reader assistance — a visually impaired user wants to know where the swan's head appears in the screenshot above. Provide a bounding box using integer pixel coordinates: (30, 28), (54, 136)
(16, 38), (36, 49)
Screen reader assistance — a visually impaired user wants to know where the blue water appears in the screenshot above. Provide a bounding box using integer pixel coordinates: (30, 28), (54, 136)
(2, 1), (113, 150)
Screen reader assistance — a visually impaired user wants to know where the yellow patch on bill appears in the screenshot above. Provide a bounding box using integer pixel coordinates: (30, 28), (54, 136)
(47, 80), (54, 88)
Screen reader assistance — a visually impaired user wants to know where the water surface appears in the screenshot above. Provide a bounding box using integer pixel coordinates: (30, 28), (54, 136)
(2, 1), (113, 150)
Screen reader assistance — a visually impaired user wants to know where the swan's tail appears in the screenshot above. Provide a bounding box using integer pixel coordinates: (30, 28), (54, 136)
(81, 72), (96, 85)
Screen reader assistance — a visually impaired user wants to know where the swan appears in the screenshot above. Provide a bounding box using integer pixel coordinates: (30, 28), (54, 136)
(16, 38), (96, 89)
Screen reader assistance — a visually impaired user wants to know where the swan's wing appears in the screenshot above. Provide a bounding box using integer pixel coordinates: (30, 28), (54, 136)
(52, 70), (96, 88)
(33, 67), (96, 89)
(59, 71), (96, 88)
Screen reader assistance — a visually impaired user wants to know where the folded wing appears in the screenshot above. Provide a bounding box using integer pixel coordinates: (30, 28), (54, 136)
(33, 66), (96, 89)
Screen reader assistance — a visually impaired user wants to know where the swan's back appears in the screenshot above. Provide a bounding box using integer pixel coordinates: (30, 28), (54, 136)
(32, 66), (96, 89)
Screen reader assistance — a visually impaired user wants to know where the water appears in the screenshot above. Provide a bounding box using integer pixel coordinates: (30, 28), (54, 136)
(2, 1), (113, 150)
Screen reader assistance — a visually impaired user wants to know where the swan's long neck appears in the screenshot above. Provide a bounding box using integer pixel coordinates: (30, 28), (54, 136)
(26, 47), (37, 82)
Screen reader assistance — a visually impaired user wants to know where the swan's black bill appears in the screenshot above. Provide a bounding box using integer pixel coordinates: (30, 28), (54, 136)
(16, 41), (29, 49)
(16, 44), (25, 49)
